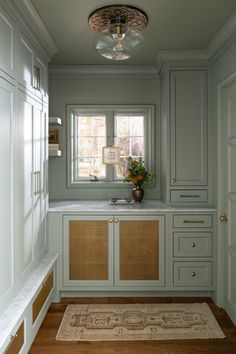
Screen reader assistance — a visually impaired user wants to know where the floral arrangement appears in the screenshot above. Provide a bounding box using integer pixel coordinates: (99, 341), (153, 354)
(123, 156), (155, 188)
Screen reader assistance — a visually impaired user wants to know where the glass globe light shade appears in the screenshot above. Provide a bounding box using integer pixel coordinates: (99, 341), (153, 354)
(94, 23), (144, 60)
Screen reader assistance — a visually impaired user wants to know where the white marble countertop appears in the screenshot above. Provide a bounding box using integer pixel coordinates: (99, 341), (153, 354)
(49, 200), (216, 214)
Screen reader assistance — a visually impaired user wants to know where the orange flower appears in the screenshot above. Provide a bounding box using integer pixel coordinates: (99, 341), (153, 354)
(136, 174), (144, 180)
(131, 178), (138, 185)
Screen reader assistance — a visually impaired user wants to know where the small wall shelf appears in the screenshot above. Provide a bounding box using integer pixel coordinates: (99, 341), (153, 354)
(49, 149), (62, 157)
(49, 116), (62, 157)
(49, 116), (62, 125)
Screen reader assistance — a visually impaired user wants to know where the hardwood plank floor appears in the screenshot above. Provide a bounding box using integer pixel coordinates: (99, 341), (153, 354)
(29, 297), (236, 354)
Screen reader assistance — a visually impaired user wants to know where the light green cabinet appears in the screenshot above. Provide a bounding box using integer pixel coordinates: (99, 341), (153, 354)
(170, 70), (208, 187)
(0, 8), (15, 79)
(62, 215), (165, 289)
(161, 68), (210, 204)
(171, 213), (215, 289)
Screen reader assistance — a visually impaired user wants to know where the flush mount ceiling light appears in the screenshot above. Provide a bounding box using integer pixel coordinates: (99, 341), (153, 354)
(88, 5), (148, 60)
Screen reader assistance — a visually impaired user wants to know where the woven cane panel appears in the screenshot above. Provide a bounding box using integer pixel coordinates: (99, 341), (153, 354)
(89, 5), (148, 32)
(32, 272), (53, 323)
(120, 221), (159, 280)
(69, 221), (108, 280)
(5, 322), (24, 354)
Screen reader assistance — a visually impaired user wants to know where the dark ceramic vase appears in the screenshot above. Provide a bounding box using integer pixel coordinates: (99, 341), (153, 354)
(132, 186), (144, 202)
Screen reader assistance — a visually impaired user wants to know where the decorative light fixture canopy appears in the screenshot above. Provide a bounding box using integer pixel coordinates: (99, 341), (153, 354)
(88, 5), (148, 60)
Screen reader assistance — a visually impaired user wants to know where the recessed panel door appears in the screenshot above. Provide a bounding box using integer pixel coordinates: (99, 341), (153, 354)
(219, 77), (236, 324)
(115, 216), (164, 287)
(63, 216), (113, 287)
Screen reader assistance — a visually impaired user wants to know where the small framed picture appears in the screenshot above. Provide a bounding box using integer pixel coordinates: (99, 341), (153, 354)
(49, 130), (59, 144)
(102, 146), (120, 164)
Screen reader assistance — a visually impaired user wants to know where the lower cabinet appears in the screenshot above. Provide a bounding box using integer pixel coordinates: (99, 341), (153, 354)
(1, 260), (56, 354)
(63, 215), (165, 289)
(4, 322), (24, 354)
(172, 213), (215, 289)
(32, 272), (53, 324)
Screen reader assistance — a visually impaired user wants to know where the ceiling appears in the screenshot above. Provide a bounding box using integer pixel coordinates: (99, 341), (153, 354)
(31, 0), (236, 65)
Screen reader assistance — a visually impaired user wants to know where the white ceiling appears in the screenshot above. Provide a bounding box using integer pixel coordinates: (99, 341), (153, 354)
(31, 0), (236, 65)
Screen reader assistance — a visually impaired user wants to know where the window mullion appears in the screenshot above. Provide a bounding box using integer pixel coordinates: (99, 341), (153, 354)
(106, 110), (115, 181)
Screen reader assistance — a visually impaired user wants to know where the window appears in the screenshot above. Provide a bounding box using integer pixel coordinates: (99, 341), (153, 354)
(67, 105), (155, 186)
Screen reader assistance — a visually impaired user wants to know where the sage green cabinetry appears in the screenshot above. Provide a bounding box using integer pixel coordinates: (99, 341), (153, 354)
(170, 213), (215, 288)
(0, 3), (50, 352)
(62, 215), (165, 290)
(0, 77), (15, 308)
(161, 68), (210, 204)
(0, 7), (15, 80)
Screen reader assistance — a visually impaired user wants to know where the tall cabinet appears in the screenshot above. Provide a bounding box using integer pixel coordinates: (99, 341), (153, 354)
(0, 2), (48, 312)
(161, 66), (210, 205)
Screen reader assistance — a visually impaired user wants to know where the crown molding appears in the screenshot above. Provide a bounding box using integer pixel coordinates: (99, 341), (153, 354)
(156, 50), (210, 72)
(7, 0), (58, 61)
(207, 10), (236, 62)
(49, 65), (159, 75)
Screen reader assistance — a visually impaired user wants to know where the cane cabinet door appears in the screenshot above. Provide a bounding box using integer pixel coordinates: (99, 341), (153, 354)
(114, 215), (165, 287)
(63, 215), (114, 287)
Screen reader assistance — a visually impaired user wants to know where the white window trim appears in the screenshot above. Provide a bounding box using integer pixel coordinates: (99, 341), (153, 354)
(67, 104), (155, 188)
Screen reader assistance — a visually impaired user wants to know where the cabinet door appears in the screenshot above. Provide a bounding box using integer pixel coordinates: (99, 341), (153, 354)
(34, 55), (48, 103)
(0, 9), (14, 78)
(170, 71), (207, 186)
(17, 33), (34, 93)
(63, 216), (113, 286)
(0, 78), (14, 308)
(115, 216), (165, 287)
(14, 92), (34, 280)
(33, 103), (47, 262)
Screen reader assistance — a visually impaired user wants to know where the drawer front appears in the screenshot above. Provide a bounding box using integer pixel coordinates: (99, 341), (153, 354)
(173, 214), (212, 228)
(5, 322), (24, 354)
(173, 232), (212, 257)
(32, 272), (53, 323)
(174, 262), (212, 287)
(171, 190), (208, 203)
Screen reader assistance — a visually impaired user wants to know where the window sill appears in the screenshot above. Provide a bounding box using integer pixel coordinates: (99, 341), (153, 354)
(67, 181), (133, 189)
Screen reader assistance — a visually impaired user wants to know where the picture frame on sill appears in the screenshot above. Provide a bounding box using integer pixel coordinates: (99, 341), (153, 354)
(102, 146), (120, 164)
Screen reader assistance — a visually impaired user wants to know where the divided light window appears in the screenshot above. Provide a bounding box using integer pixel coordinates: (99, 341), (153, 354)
(67, 105), (154, 185)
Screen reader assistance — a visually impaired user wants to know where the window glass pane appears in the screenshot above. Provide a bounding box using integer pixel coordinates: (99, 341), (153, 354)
(77, 157), (106, 178)
(131, 137), (144, 156)
(116, 116), (130, 136)
(116, 137), (130, 156)
(74, 115), (106, 179)
(130, 116), (144, 136)
(115, 114), (145, 178)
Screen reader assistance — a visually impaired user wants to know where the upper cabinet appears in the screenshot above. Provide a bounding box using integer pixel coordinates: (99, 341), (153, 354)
(17, 32), (48, 103)
(170, 70), (208, 186)
(0, 8), (15, 79)
(161, 68), (209, 205)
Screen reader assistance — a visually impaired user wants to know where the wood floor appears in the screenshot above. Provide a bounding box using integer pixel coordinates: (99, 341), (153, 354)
(29, 297), (236, 354)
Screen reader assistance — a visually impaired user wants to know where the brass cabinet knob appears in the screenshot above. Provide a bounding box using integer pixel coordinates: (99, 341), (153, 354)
(191, 272), (196, 277)
(220, 214), (228, 223)
(191, 242), (196, 248)
(109, 218), (113, 223)
(171, 178), (176, 183)
(114, 219), (118, 223)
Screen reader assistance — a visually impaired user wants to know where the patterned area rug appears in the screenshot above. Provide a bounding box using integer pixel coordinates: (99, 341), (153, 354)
(56, 303), (225, 341)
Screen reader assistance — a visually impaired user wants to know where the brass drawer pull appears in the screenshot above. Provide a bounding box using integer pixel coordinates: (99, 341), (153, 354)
(191, 272), (196, 277)
(183, 220), (204, 224)
(109, 218), (113, 223)
(191, 242), (196, 247)
(114, 219), (118, 223)
(180, 194), (200, 198)
(171, 178), (176, 183)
